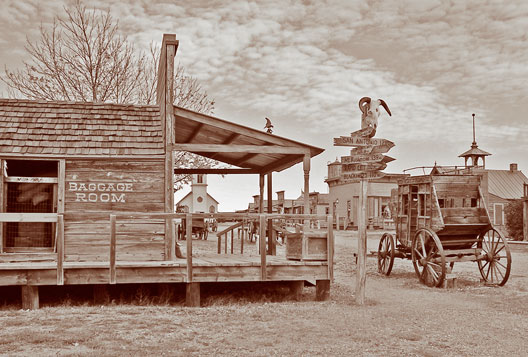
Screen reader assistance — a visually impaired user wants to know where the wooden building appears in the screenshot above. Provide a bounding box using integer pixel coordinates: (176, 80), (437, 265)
(0, 34), (331, 308)
(326, 159), (407, 229)
(176, 174), (219, 213)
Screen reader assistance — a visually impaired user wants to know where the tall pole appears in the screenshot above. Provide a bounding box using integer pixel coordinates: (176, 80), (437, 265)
(472, 113), (476, 144)
(356, 177), (368, 305)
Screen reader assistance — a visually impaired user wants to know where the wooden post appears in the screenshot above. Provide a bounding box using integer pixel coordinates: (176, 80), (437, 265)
(109, 214), (117, 284)
(185, 282), (200, 307)
(356, 178), (368, 305)
(0, 159), (3, 253)
(259, 174), (265, 214)
(259, 214), (267, 280)
(93, 285), (110, 305)
(21, 285), (39, 310)
(524, 200), (528, 242)
(316, 280), (330, 301)
(523, 183), (528, 242)
(230, 230), (234, 254)
(290, 281), (304, 301)
(241, 221), (244, 254)
(186, 214), (192, 282)
(158, 35), (178, 260)
(56, 214), (64, 285)
(170, 218), (176, 260)
(267, 172), (275, 255)
(327, 215), (334, 282)
(303, 154), (310, 224)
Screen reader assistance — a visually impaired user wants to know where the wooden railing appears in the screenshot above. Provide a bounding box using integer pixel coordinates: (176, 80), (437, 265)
(0, 212), (64, 285)
(109, 212), (334, 284)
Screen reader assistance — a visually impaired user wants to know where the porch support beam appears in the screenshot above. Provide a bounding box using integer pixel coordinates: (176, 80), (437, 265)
(170, 144), (310, 155)
(174, 168), (260, 175)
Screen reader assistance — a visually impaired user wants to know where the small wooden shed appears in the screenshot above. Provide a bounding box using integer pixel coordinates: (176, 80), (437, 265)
(0, 34), (330, 308)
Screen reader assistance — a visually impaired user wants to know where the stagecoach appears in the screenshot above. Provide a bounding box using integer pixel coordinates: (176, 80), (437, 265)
(377, 170), (512, 287)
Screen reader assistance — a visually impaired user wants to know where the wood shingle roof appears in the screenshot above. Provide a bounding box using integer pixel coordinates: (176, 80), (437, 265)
(0, 99), (164, 156)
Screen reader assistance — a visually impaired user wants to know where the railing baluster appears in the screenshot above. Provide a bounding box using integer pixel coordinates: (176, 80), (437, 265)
(186, 213), (192, 282)
(259, 214), (267, 280)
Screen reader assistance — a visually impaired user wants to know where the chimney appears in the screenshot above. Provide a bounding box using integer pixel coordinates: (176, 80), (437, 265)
(156, 34), (179, 146)
(510, 163), (518, 172)
(253, 195), (260, 205)
(276, 190), (285, 203)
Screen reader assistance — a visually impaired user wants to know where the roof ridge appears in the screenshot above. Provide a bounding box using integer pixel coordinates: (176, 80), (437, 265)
(0, 98), (159, 110)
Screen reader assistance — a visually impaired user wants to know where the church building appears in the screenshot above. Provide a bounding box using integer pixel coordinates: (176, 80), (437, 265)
(176, 174), (219, 213)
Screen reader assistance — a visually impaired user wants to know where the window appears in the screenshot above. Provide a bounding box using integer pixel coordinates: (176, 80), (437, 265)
(493, 203), (504, 226)
(418, 194), (426, 216)
(3, 160), (58, 250)
(197, 175), (204, 184)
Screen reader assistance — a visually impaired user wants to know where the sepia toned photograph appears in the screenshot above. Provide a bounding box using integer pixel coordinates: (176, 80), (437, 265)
(0, 1), (527, 356)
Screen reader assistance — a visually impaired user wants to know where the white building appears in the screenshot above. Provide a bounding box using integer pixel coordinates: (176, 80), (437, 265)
(176, 174), (219, 213)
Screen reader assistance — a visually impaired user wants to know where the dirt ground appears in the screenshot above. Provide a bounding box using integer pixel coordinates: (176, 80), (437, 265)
(1, 229), (527, 356)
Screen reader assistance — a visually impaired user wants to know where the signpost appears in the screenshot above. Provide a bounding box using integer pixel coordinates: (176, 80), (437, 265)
(332, 114), (395, 305)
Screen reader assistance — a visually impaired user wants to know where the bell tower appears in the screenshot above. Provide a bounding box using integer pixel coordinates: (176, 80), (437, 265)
(458, 114), (491, 168)
(191, 174), (207, 213)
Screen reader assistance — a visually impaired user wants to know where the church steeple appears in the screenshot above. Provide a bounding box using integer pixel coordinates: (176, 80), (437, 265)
(458, 113), (491, 168)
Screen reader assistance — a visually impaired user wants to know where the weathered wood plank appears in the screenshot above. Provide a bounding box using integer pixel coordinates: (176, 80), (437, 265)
(327, 215), (334, 281)
(171, 143), (311, 155)
(66, 160), (164, 171)
(5, 176), (57, 183)
(21, 285), (39, 309)
(109, 215), (116, 284)
(56, 215), (64, 285)
(185, 282), (200, 307)
(186, 214), (193, 282)
(259, 215), (267, 280)
(316, 279), (330, 301)
(116, 268), (186, 284)
(65, 202), (165, 212)
(0, 213), (58, 222)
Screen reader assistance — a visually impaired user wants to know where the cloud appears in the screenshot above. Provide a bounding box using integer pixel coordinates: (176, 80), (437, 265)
(1, 0), (527, 180)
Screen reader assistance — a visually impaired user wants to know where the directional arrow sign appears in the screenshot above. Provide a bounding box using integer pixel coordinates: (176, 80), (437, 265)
(341, 170), (386, 181)
(334, 136), (395, 148)
(342, 162), (387, 173)
(341, 153), (395, 164)
(350, 143), (394, 155)
(350, 147), (372, 155)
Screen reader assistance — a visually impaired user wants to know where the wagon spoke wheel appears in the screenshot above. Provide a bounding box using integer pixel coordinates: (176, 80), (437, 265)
(412, 228), (446, 287)
(377, 233), (395, 276)
(477, 228), (511, 286)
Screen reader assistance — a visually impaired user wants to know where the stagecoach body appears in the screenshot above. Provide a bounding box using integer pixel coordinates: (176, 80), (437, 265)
(378, 172), (512, 287)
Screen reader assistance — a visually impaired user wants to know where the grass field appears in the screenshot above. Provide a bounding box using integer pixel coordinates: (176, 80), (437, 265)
(1, 229), (527, 356)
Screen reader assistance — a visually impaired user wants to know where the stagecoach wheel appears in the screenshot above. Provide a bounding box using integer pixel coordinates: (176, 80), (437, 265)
(377, 233), (395, 276)
(411, 228), (446, 288)
(477, 228), (511, 286)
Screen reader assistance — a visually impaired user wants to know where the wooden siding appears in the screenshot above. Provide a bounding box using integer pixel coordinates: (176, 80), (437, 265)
(64, 159), (165, 262)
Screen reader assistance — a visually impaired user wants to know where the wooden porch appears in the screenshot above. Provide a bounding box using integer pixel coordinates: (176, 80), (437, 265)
(0, 212), (333, 308)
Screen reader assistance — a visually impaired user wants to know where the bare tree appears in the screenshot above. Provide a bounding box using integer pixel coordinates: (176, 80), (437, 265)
(138, 43), (215, 113)
(3, 2), (145, 103)
(3, 1), (222, 189)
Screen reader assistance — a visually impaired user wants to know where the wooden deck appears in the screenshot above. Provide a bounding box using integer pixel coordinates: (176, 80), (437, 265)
(0, 212), (334, 308)
(0, 254), (329, 285)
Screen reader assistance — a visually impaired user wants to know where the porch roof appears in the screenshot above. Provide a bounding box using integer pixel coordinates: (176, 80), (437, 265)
(173, 106), (324, 173)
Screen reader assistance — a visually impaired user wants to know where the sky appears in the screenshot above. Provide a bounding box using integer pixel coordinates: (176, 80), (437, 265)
(1, 0), (527, 211)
